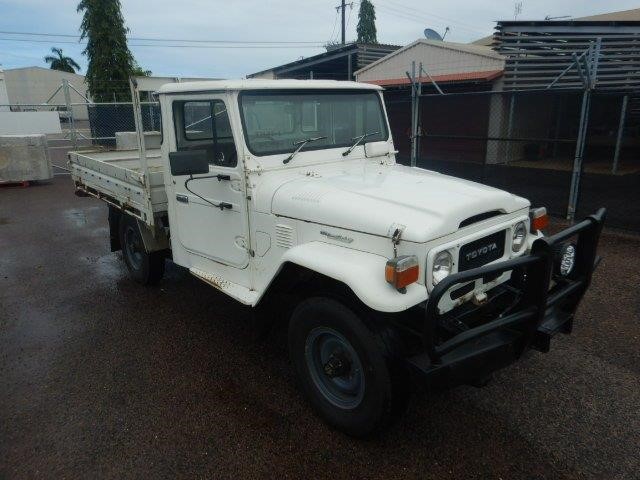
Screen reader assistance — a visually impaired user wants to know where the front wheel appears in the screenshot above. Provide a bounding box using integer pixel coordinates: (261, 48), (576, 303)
(288, 297), (406, 437)
(118, 215), (165, 285)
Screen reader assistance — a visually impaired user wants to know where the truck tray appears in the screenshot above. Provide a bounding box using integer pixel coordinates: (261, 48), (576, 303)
(69, 149), (167, 224)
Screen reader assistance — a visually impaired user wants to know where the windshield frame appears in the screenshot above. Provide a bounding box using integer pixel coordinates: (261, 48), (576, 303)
(237, 88), (390, 158)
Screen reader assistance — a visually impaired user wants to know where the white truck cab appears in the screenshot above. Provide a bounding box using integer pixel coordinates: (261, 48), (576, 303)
(69, 79), (605, 436)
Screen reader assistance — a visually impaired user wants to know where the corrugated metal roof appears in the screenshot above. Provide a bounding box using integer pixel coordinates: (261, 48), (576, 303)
(471, 8), (640, 46)
(494, 20), (640, 90)
(247, 43), (400, 79)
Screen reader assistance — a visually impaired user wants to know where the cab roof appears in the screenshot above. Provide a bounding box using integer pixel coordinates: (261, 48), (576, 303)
(156, 79), (383, 94)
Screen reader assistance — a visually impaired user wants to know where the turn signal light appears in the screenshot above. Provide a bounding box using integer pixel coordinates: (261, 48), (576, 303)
(530, 207), (549, 231)
(385, 255), (419, 291)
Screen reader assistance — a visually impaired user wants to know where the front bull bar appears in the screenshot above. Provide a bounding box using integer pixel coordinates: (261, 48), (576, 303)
(408, 208), (606, 388)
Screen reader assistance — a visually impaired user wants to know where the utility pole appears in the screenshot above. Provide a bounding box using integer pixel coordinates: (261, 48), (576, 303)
(341, 0), (346, 44)
(336, 1), (353, 44)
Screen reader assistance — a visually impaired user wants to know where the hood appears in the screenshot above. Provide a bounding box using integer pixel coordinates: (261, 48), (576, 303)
(270, 163), (530, 243)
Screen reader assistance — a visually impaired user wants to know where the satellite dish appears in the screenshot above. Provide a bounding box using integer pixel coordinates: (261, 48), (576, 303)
(424, 28), (443, 41)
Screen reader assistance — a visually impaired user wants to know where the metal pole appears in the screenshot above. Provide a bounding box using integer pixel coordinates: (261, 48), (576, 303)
(506, 93), (516, 164)
(410, 61), (417, 167)
(347, 53), (352, 80)
(129, 77), (154, 229)
(419, 64), (444, 95)
(567, 88), (591, 220)
(415, 62), (423, 163)
(612, 94), (628, 174)
(62, 79), (77, 150)
(341, 0), (346, 44)
(45, 84), (63, 105)
(567, 41), (599, 221)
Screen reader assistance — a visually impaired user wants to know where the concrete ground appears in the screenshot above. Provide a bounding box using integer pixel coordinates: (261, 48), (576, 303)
(1, 177), (639, 479)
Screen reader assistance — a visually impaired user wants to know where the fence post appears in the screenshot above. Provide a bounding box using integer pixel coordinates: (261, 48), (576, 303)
(612, 94), (628, 174)
(62, 79), (77, 150)
(506, 93), (516, 163)
(410, 61), (417, 167)
(566, 39), (600, 221)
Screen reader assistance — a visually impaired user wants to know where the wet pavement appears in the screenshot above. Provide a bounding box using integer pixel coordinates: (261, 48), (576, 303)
(1, 177), (639, 479)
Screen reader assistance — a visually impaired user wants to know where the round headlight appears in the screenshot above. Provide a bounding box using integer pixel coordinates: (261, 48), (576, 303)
(556, 243), (576, 276)
(432, 250), (453, 285)
(512, 222), (527, 252)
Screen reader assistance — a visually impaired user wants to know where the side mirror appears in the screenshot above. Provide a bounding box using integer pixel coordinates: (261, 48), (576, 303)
(365, 141), (391, 158)
(169, 150), (210, 176)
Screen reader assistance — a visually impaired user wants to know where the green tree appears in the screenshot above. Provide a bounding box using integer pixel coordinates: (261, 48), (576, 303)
(132, 60), (152, 77)
(77, 0), (134, 101)
(357, 0), (378, 44)
(44, 47), (80, 73)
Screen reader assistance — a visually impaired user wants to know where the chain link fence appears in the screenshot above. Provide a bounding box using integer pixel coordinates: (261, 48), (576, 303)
(384, 87), (640, 232)
(2, 81), (161, 173)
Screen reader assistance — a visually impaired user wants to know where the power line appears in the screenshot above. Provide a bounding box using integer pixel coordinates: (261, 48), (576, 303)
(0, 37), (325, 49)
(378, 0), (486, 31)
(0, 30), (324, 45)
(375, 0), (487, 36)
(329, 8), (340, 43)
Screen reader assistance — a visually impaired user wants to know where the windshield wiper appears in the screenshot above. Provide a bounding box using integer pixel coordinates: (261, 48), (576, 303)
(283, 136), (327, 164)
(342, 131), (380, 157)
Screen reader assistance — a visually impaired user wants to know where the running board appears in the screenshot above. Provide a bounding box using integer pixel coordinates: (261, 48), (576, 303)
(189, 267), (259, 306)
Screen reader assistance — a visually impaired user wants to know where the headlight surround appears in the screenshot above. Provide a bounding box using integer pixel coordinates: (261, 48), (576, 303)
(556, 243), (577, 276)
(511, 221), (527, 253)
(432, 250), (453, 285)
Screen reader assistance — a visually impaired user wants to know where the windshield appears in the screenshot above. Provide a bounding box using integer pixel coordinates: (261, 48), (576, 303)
(239, 90), (388, 156)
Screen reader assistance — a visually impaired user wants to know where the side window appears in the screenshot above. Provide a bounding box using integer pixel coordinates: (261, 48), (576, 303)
(172, 99), (238, 168)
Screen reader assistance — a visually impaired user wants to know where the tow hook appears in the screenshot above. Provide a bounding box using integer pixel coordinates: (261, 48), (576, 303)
(472, 291), (488, 306)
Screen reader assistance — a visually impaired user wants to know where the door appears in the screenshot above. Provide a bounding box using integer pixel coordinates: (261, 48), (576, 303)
(169, 97), (249, 268)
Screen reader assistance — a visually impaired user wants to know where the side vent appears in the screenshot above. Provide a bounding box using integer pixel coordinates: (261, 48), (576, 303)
(275, 224), (295, 248)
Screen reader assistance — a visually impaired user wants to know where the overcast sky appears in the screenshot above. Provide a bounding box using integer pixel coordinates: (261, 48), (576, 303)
(1, 0), (639, 78)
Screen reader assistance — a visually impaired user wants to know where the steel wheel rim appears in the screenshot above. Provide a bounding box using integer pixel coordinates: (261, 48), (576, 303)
(124, 226), (143, 270)
(305, 326), (365, 409)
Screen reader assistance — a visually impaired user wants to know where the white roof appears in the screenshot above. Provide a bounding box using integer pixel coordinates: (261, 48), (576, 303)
(157, 79), (383, 94)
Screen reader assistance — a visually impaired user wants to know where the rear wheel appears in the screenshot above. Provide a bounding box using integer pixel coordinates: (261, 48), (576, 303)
(118, 215), (165, 285)
(288, 296), (406, 437)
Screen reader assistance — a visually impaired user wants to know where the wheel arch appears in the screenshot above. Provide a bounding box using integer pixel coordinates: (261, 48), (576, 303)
(254, 242), (428, 313)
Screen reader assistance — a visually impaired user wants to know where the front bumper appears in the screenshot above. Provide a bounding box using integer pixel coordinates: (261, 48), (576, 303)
(405, 208), (606, 391)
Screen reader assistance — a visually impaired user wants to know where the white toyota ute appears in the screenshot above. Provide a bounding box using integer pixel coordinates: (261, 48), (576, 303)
(69, 79), (606, 436)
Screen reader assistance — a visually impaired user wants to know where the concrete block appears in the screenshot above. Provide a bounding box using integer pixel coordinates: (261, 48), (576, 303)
(0, 112), (62, 135)
(0, 135), (53, 182)
(115, 131), (161, 151)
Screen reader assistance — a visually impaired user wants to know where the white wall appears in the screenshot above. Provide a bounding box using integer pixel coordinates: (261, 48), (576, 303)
(0, 112), (62, 135)
(3, 67), (90, 120)
(356, 40), (504, 83)
(0, 70), (9, 111)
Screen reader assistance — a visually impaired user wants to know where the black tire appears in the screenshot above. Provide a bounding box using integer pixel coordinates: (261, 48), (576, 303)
(288, 296), (406, 437)
(118, 215), (165, 285)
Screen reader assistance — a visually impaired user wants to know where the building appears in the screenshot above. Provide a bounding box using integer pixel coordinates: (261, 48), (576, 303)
(0, 70), (10, 112)
(1, 66), (90, 120)
(354, 39), (506, 164)
(248, 43), (400, 81)
(355, 39), (504, 87)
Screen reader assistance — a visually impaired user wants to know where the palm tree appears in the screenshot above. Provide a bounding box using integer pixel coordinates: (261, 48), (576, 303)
(44, 48), (81, 73)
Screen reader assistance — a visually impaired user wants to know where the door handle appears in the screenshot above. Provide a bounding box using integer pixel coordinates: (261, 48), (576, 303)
(176, 194), (188, 203)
